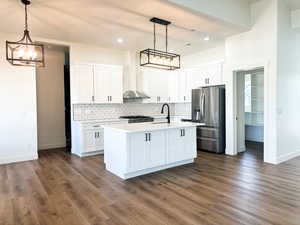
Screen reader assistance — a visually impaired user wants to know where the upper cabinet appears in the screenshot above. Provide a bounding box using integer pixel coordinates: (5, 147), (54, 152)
(71, 64), (123, 104)
(141, 69), (176, 103)
(71, 64), (94, 104)
(139, 62), (223, 104)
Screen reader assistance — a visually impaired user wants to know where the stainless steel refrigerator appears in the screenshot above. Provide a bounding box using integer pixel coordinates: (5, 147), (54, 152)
(192, 85), (225, 153)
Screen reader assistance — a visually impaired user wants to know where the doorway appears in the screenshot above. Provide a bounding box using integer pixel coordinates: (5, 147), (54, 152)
(36, 43), (71, 152)
(236, 69), (264, 161)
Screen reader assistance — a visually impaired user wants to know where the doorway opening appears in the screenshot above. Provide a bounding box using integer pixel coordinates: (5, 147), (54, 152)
(36, 43), (71, 152)
(236, 68), (264, 161)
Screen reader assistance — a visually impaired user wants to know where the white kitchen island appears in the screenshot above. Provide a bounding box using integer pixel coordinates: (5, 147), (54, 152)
(103, 122), (200, 179)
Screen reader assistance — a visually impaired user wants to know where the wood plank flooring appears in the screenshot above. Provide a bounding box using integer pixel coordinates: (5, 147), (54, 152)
(1, 149), (300, 225)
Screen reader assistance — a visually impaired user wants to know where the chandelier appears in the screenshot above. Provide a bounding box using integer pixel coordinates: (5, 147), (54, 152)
(140, 17), (180, 70)
(6, 0), (45, 67)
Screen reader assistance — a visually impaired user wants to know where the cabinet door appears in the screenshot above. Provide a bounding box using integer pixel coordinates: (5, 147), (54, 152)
(128, 133), (148, 172)
(94, 129), (104, 150)
(71, 64), (94, 103)
(206, 63), (223, 86)
(148, 131), (166, 168)
(141, 69), (169, 103)
(167, 128), (196, 163)
(167, 71), (179, 103)
(83, 130), (96, 152)
(167, 129), (185, 163)
(182, 128), (197, 159)
(94, 65), (111, 103)
(110, 66), (123, 103)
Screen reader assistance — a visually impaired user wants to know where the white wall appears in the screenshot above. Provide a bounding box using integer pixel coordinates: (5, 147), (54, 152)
(36, 48), (66, 150)
(182, 45), (225, 68)
(0, 33), (38, 164)
(224, 0), (278, 163)
(276, 0), (300, 163)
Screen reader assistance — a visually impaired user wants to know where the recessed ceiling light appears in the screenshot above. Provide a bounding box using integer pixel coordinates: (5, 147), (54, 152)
(204, 36), (210, 41)
(185, 43), (191, 47)
(117, 38), (124, 44)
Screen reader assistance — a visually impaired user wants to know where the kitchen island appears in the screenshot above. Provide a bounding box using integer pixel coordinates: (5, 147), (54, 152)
(103, 122), (200, 179)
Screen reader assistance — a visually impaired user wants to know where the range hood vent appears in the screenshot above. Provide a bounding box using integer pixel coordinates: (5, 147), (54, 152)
(123, 90), (150, 101)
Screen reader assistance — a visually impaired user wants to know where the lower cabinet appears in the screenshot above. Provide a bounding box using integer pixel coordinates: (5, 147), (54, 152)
(82, 129), (104, 153)
(72, 120), (128, 157)
(104, 126), (197, 179)
(128, 131), (165, 172)
(167, 127), (197, 163)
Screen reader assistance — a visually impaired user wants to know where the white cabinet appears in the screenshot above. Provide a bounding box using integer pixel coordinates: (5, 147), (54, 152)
(147, 131), (166, 168)
(71, 64), (94, 103)
(72, 120), (128, 157)
(167, 127), (196, 163)
(141, 69), (179, 103)
(83, 128), (103, 153)
(128, 131), (165, 172)
(94, 65), (123, 104)
(141, 69), (169, 103)
(104, 125), (197, 179)
(71, 64), (123, 104)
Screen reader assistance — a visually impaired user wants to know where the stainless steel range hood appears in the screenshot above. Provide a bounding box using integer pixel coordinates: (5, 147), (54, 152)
(123, 51), (150, 102)
(123, 90), (150, 100)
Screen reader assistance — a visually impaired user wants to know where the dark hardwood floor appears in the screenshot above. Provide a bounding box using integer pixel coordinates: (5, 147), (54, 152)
(1, 149), (300, 225)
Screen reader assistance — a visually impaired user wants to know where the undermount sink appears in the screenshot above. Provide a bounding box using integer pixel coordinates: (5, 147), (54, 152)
(151, 122), (169, 125)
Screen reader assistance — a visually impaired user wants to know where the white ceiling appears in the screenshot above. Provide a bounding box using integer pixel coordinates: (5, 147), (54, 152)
(0, 0), (252, 54)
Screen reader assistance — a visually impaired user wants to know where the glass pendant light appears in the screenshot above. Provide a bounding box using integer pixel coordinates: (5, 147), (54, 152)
(6, 0), (45, 67)
(140, 17), (180, 70)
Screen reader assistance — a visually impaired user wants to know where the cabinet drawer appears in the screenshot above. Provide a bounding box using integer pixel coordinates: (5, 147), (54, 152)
(197, 137), (217, 152)
(197, 127), (218, 139)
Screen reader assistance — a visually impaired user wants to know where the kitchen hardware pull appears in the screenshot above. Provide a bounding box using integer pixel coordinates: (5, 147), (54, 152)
(180, 129), (182, 136)
(184, 96), (186, 101)
(145, 133), (148, 142)
(149, 133), (151, 141)
(93, 125), (100, 127)
(92, 96), (95, 102)
(183, 129), (185, 136)
(95, 132), (97, 138)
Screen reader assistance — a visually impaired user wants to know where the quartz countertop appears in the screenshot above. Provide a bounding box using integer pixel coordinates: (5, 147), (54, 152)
(102, 122), (203, 133)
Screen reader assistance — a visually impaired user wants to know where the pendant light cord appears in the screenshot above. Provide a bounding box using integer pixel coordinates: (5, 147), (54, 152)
(166, 25), (168, 52)
(25, 3), (28, 31)
(153, 23), (156, 51)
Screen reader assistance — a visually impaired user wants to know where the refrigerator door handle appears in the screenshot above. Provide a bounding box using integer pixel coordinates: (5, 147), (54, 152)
(202, 94), (205, 119)
(201, 93), (205, 120)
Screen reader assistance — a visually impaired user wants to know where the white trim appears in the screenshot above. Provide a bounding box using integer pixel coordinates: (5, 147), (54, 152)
(0, 154), (38, 165)
(72, 150), (104, 157)
(228, 60), (277, 164)
(106, 159), (194, 180)
(277, 150), (300, 164)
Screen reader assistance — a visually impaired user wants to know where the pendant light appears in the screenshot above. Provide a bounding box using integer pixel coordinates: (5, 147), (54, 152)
(140, 17), (180, 70)
(6, 0), (45, 67)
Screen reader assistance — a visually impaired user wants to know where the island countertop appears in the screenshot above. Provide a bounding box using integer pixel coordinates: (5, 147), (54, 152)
(102, 122), (204, 133)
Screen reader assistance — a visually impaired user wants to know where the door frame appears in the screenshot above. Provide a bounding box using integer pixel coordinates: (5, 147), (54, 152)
(227, 60), (277, 164)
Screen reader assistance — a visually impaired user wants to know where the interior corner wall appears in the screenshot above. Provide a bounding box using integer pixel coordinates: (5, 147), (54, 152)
(0, 33), (38, 165)
(224, 0), (278, 163)
(276, 0), (300, 163)
(36, 47), (66, 150)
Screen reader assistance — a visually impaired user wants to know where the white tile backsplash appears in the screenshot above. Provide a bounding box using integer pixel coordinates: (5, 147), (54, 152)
(73, 103), (177, 121)
(174, 103), (191, 117)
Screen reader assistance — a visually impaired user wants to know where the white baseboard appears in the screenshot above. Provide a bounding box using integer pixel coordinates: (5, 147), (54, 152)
(38, 136), (66, 150)
(39, 143), (66, 150)
(0, 153), (38, 165)
(277, 149), (300, 164)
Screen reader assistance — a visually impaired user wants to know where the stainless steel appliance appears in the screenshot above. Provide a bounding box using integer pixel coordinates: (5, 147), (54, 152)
(192, 85), (225, 153)
(119, 115), (154, 123)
